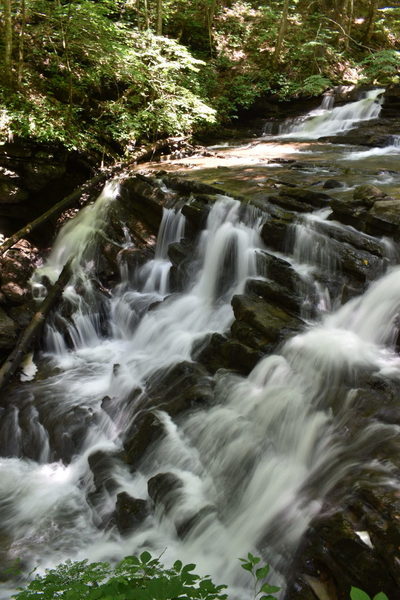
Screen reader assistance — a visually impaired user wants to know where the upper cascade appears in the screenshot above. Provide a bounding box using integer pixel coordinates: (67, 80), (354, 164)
(278, 88), (385, 139)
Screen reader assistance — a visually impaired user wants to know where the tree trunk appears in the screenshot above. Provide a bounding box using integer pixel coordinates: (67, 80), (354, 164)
(0, 260), (72, 392)
(143, 0), (149, 29)
(206, 0), (218, 54)
(16, 0), (26, 86)
(364, 0), (378, 44)
(273, 0), (290, 66)
(344, 0), (353, 49)
(2, 0), (13, 86)
(156, 0), (162, 35)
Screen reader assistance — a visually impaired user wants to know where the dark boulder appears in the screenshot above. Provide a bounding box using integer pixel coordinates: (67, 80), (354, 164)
(115, 492), (148, 535)
(143, 361), (213, 416)
(124, 412), (165, 468)
(231, 294), (303, 348)
(147, 472), (184, 515)
(181, 199), (210, 232)
(194, 332), (264, 376)
(261, 213), (296, 252)
(246, 278), (304, 317)
(285, 511), (398, 600)
(323, 179), (344, 190)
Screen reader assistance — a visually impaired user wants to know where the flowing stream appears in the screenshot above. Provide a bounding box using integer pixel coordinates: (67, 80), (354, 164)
(1, 89), (400, 598)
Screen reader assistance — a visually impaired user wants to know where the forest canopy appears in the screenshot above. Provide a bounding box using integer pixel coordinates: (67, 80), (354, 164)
(0, 0), (399, 153)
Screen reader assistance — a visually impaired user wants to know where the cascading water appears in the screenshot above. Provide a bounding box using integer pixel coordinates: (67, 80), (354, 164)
(0, 190), (268, 597)
(1, 95), (400, 599)
(278, 88), (385, 139)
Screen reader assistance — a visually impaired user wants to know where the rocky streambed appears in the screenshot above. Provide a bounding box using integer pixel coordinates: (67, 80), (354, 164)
(0, 86), (400, 600)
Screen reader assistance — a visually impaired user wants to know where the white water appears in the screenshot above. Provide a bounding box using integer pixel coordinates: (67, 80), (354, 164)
(278, 88), (385, 139)
(345, 134), (400, 160)
(1, 101), (400, 598)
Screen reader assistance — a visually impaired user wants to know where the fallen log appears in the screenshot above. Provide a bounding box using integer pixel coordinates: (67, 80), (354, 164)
(0, 170), (113, 256)
(0, 137), (189, 256)
(0, 260), (72, 392)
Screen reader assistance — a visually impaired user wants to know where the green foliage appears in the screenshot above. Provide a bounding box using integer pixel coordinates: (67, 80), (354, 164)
(8, 552), (393, 600)
(290, 75), (333, 98)
(350, 587), (389, 600)
(360, 50), (400, 84)
(239, 553), (280, 600)
(12, 551), (228, 600)
(0, 1), (215, 151)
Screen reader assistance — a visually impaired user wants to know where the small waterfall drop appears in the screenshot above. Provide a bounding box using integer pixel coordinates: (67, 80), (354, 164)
(279, 88), (385, 139)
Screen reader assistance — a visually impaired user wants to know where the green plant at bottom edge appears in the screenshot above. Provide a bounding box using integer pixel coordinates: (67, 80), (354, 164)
(350, 586), (389, 600)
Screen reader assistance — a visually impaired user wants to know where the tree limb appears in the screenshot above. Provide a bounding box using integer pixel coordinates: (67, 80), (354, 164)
(0, 259), (72, 392)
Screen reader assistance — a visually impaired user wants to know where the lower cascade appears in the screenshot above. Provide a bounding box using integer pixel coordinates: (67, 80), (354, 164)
(1, 97), (400, 599)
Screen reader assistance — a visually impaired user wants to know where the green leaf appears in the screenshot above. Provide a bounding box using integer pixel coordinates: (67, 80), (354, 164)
(140, 551), (152, 564)
(255, 565), (270, 580)
(260, 583), (280, 594)
(240, 563), (254, 572)
(247, 553), (261, 564)
(350, 587), (372, 600)
(373, 594), (389, 600)
(173, 560), (183, 572)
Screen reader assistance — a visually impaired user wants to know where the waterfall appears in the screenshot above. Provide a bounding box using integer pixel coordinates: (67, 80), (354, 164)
(0, 167), (399, 599)
(278, 88), (385, 139)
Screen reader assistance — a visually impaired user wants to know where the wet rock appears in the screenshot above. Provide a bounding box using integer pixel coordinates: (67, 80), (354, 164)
(0, 180), (28, 205)
(267, 193), (315, 213)
(0, 282), (30, 305)
(119, 176), (166, 233)
(261, 213), (295, 252)
(350, 486), (400, 587)
(124, 412), (165, 468)
(353, 184), (388, 204)
(0, 307), (17, 349)
(323, 179), (344, 190)
(246, 278), (304, 317)
(194, 332), (263, 375)
(88, 450), (121, 494)
(45, 405), (98, 462)
(176, 505), (217, 539)
(168, 240), (195, 291)
(147, 472), (184, 514)
(366, 198), (400, 236)
(285, 511), (398, 600)
(115, 492), (148, 535)
(181, 199), (210, 232)
(162, 175), (225, 197)
(330, 184), (388, 227)
(277, 187), (333, 209)
(335, 240), (384, 283)
(143, 361), (213, 416)
(311, 219), (387, 258)
(231, 294), (303, 348)
(22, 161), (67, 192)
